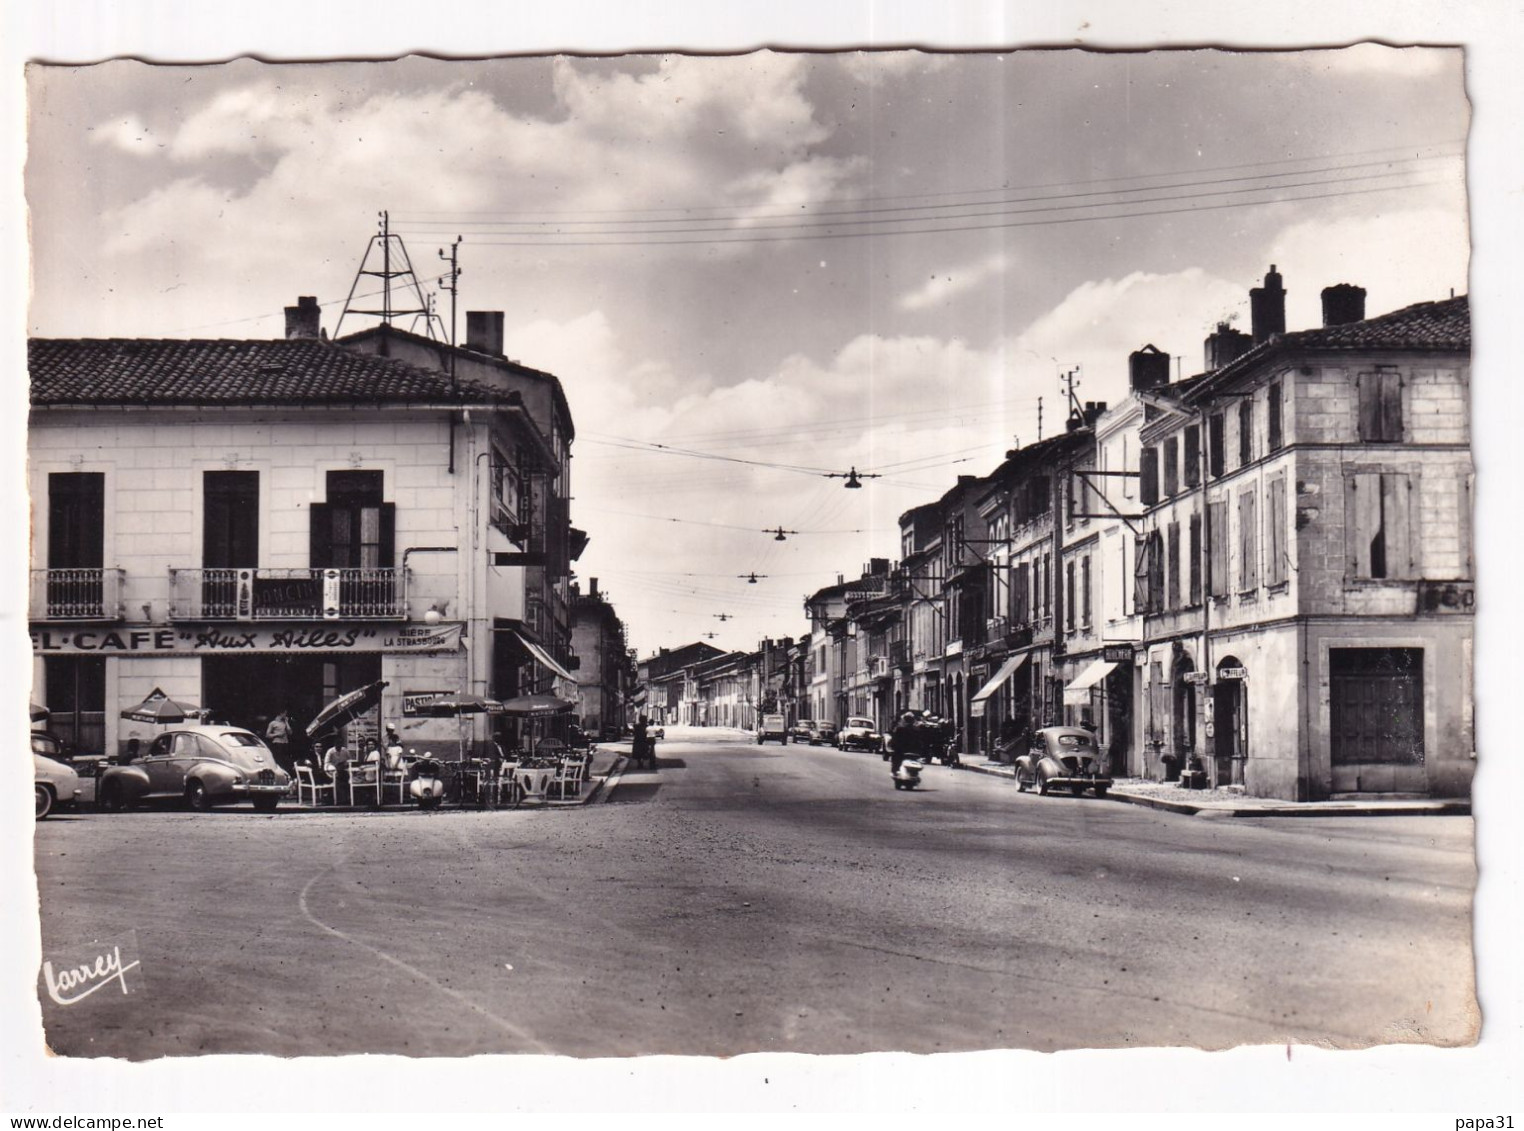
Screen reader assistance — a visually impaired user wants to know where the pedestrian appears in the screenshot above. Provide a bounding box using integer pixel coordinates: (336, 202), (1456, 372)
(265, 710), (294, 773)
(633, 715), (653, 770)
(888, 711), (921, 775)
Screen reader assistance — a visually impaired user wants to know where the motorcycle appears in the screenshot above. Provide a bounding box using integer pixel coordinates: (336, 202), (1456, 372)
(892, 757), (924, 791)
(408, 751), (446, 810)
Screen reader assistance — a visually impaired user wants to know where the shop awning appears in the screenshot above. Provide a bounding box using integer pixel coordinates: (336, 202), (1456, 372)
(1062, 659), (1119, 706)
(511, 630), (578, 684)
(969, 653), (1029, 718)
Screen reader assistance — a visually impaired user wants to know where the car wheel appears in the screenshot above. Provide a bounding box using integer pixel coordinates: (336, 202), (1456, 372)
(35, 784), (54, 820)
(1070, 783), (1087, 798)
(252, 795), (279, 812)
(1015, 765), (1030, 792)
(1093, 786), (1110, 798)
(186, 781), (215, 812)
(1036, 768), (1050, 796)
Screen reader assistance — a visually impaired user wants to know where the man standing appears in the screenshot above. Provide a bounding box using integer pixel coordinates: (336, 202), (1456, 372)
(888, 711), (921, 777)
(265, 710), (294, 774)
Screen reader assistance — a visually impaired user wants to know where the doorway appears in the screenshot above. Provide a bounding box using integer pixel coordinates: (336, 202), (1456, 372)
(202, 654), (381, 759)
(1213, 656), (1248, 786)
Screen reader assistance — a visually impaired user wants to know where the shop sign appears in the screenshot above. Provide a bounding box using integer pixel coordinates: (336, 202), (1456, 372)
(401, 690), (452, 715)
(1183, 672), (1210, 685)
(1102, 645), (1135, 663)
(1217, 666), (1248, 681)
(31, 622), (464, 656)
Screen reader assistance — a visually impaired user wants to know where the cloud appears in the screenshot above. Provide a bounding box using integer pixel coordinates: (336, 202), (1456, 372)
(838, 50), (953, 85)
(897, 252), (1011, 311)
(89, 116), (158, 153)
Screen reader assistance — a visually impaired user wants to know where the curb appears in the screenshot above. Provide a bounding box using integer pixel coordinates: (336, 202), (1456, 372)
(956, 760), (1469, 818)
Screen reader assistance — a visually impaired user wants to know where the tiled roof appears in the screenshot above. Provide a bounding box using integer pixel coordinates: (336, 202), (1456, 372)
(28, 337), (518, 407)
(1190, 295), (1469, 399)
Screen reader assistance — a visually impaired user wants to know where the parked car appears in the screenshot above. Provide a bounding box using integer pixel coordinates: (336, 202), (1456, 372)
(650, 723), (665, 740)
(788, 719), (814, 744)
(1015, 726), (1112, 797)
(98, 725), (292, 812)
(33, 731), (81, 819)
(809, 721), (839, 746)
(837, 716), (883, 752)
(756, 714), (788, 745)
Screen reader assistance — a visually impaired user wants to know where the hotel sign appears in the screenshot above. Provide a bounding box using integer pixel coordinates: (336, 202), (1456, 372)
(31, 623), (464, 656)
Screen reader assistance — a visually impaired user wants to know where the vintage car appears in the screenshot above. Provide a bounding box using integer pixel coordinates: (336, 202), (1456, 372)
(788, 719), (814, 744)
(33, 732), (82, 819)
(1015, 726), (1112, 797)
(808, 720), (840, 746)
(650, 723), (665, 741)
(836, 716), (884, 752)
(98, 725), (292, 812)
(756, 714), (788, 745)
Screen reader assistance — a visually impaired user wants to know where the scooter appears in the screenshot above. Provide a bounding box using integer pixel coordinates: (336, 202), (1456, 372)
(408, 751), (446, 810)
(892, 757), (924, 791)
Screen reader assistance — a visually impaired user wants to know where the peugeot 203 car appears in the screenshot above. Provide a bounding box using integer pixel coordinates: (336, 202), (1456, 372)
(98, 725), (291, 812)
(837, 717), (884, 752)
(33, 731), (82, 819)
(1015, 726), (1112, 797)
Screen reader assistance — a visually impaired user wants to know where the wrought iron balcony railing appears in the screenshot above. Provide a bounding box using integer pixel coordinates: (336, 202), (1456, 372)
(30, 568), (126, 622)
(169, 567), (405, 621)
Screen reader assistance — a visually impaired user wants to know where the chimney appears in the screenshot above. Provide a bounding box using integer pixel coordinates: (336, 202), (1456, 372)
(1204, 321), (1253, 371)
(869, 557), (889, 576)
(590, 578), (600, 599)
(284, 296), (321, 340)
(1083, 400), (1107, 426)
(465, 311), (505, 357)
(1250, 265), (1286, 344)
(1128, 344), (1171, 392)
(1321, 283), (1367, 327)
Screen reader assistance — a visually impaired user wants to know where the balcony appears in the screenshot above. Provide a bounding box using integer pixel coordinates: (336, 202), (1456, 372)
(889, 640), (911, 672)
(866, 654), (890, 680)
(30, 569), (126, 621)
(169, 567), (405, 621)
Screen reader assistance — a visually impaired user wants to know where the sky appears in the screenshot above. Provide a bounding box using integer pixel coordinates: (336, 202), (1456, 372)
(24, 47), (1471, 658)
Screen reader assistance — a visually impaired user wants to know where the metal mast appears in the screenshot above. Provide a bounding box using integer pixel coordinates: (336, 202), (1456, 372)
(334, 211), (439, 342)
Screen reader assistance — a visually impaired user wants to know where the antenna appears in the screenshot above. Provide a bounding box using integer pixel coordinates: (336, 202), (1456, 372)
(334, 211), (438, 341)
(1037, 396), (1044, 441)
(438, 236), (463, 391)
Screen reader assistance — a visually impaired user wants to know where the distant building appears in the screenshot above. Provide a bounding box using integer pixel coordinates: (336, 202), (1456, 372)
(570, 578), (630, 740)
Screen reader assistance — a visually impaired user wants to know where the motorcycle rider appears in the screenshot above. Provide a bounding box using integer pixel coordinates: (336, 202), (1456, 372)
(888, 711), (922, 778)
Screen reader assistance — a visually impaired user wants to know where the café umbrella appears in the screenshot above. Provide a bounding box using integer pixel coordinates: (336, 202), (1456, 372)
(306, 680), (389, 741)
(30, 702), (50, 723)
(499, 694), (576, 717)
(412, 692), (503, 783)
(121, 689), (200, 724)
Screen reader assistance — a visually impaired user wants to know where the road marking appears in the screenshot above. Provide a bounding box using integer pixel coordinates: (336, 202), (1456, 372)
(297, 865), (554, 1053)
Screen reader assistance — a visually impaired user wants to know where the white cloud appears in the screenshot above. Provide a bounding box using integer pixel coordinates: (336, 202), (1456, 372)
(89, 115), (157, 153)
(838, 50), (952, 85)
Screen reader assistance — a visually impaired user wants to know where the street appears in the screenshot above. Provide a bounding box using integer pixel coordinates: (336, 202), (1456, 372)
(33, 727), (1477, 1059)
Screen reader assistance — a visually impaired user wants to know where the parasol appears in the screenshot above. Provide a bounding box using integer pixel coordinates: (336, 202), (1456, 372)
(121, 688), (200, 724)
(410, 692), (502, 718)
(30, 702), (50, 723)
(306, 680), (389, 739)
(499, 693), (576, 717)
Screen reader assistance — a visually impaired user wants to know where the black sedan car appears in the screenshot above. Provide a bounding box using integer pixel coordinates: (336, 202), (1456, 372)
(1014, 726), (1112, 797)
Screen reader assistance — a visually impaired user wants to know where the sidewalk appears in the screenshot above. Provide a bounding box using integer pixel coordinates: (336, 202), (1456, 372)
(957, 759), (1470, 817)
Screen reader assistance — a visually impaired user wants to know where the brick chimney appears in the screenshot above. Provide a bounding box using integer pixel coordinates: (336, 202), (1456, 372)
(590, 577), (600, 598)
(1204, 321), (1253, 371)
(1321, 283), (1367, 327)
(1129, 344), (1171, 391)
(284, 296), (321, 340)
(465, 311), (505, 357)
(1250, 265), (1286, 344)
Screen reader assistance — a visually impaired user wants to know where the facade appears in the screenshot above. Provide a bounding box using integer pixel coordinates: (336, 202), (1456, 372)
(29, 299), (581, 764)
(569, 578), (630, 740)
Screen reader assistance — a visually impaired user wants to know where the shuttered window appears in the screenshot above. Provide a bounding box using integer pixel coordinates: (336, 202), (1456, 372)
(1268, 381), (1284, 451)
(1162, 436), (1180, 497)
(1239, 400), (1254, 467)
(1238, 489), (1259, 593)
(1207, 499), (1228, 597)
(1357, 371), (1404, 442)
(1208, 413), (1226, 478)
(1139, 446), (1160, 505)
(1188, 512), (1202, 604)
(1266, 478), (1288, 586)
(1166, 521), (1181, 610)
(1183, 425), (1201, 487)
(1346, 472), (1413, 579)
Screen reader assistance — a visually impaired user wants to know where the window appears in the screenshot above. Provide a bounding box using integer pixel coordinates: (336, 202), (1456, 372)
(203, 471), (259, 568)
(1065, 560), (1076, 630)
(1266, 478), (1288, 586)
(1041, 553), (1052, 620)
(1357, 371), (1404, 443)
(1162, 437), (1180, 497)
(1188, 512), (1202, 604)
(1139, 446), (1160, 505)
(1081, 555), (1092, 627)
(1183, 425), (1201, 488)
(310, 471), (395, 569)
(1012, 562), (1030, 623)
(1238, 400), (1253, 467)
(1147, 531), (1165, 612)
(1207, 498), (1228, 597)
(1268, 382), (1284, 452)
(1166, 521), (1181, 610)
(1238, 488), (1259, 593)
(1346, 472), (1412, 579)
(1208, 413), (1226, 478)
(48, 472), (104, 570)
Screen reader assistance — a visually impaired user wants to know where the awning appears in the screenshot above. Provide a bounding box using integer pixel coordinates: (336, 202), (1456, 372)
(1063, 659), (1119, 706)
(969, 653), (1029, 718)
(511, 630), (578, 684)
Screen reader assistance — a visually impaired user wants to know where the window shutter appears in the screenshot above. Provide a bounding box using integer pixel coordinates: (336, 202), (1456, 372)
(1347, 473), (1382, 578)
(1183, 426), (1201, 487)
(1166, 522), (1181, 610)
(1268, 382), (1284, 451)
(1238, 490), (1258, 591)
(1208, 413), (1226, 478)
(1140, 447), (1159, 505)
(1383, 473), (1412, 579)
(308, 502), (332, 568)
(379, 502), (396, 568)
(1208, 499), (1228, 596)
(1267, 479), (1288, 585)
(1188, 511), (1202, 603)
(1379, 374), (1405, 443)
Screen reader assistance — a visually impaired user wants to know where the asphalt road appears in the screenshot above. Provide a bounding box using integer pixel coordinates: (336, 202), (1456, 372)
(32, 726), (1477, 1058)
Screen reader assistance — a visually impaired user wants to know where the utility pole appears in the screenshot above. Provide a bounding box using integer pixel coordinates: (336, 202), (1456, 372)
(438, 236), (463, 392)
(1062, 366), (1084, 423)
(1037, 396), (1044, 441)
(335, 211), (435, 343)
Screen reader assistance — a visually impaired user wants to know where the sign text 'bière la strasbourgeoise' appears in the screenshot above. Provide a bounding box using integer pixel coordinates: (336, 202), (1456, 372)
(30, 622), (465, 655)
